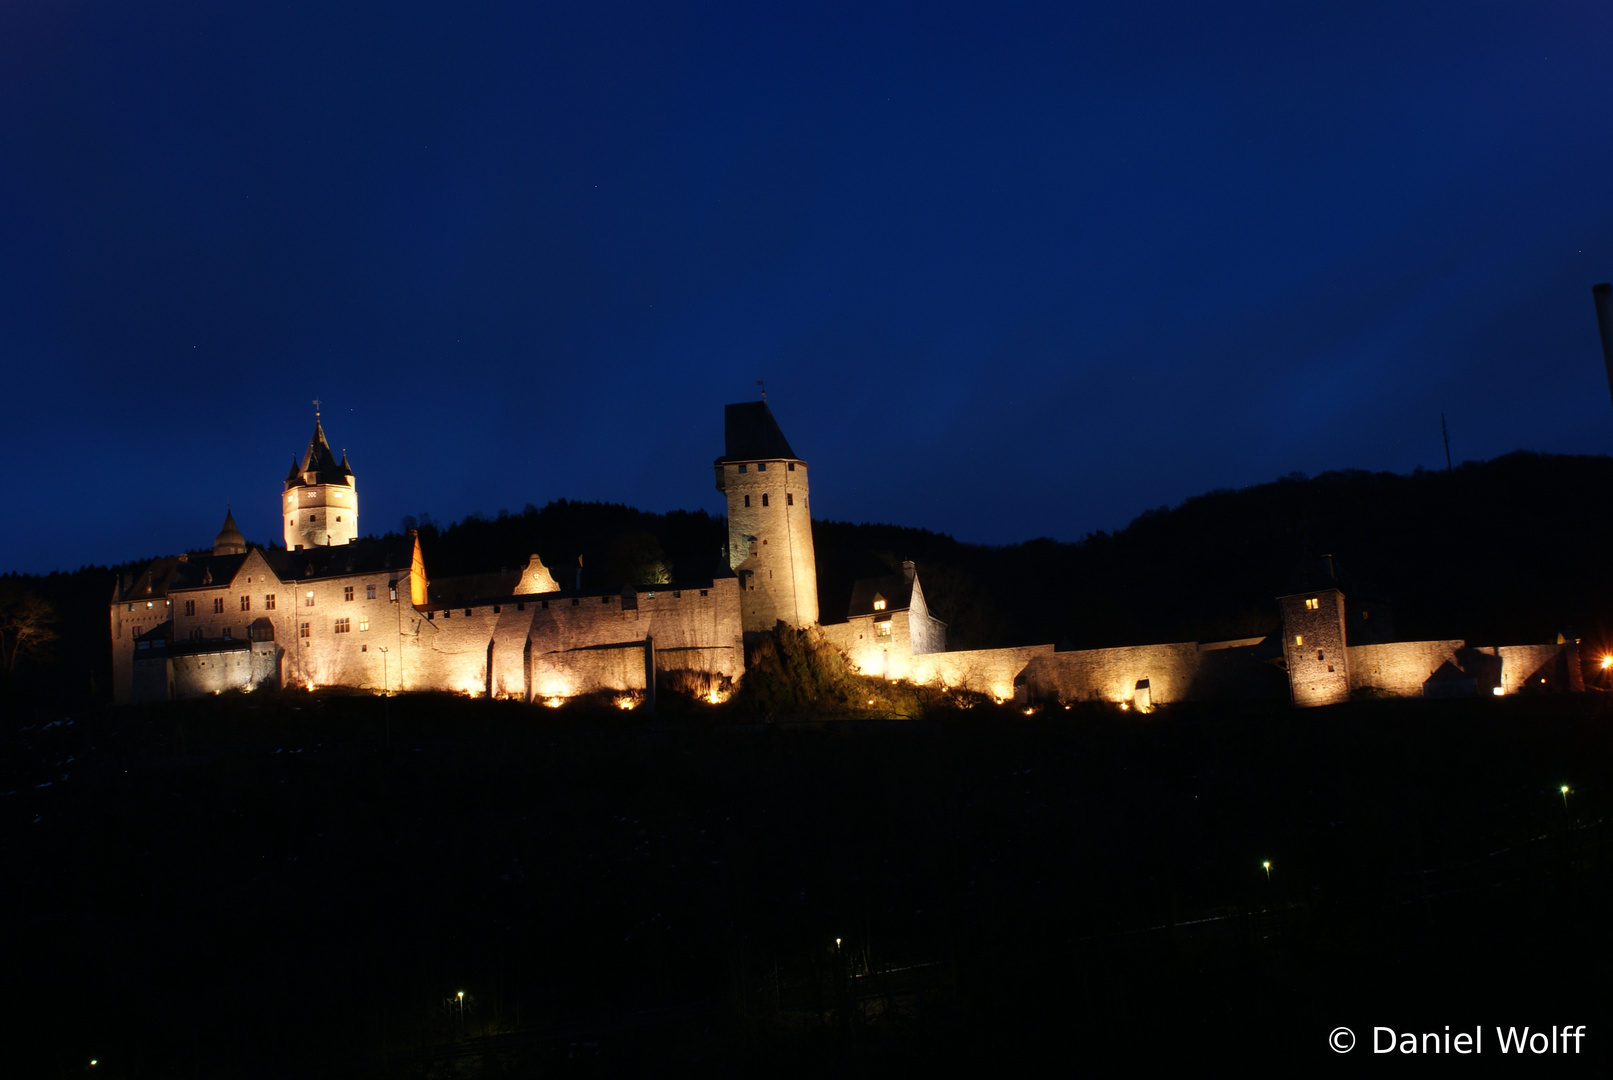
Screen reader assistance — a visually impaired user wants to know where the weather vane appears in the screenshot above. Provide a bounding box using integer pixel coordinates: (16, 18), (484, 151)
(313, 397), (321, 418)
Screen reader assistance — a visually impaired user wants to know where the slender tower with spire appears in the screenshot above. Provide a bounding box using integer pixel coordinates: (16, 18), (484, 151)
(282, 401), (358, 550)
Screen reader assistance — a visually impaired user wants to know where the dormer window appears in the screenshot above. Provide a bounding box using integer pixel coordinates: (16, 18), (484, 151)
(873, 598), (886, 611)
(1304, 597), (1319, 610)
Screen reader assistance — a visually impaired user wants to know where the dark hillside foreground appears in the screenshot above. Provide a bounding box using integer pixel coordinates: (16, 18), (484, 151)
(6, 690), (1612, 1077)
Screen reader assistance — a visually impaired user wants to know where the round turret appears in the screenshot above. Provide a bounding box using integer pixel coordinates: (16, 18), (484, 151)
(282, 411), (359, 550)
(213, 507), (247, 556)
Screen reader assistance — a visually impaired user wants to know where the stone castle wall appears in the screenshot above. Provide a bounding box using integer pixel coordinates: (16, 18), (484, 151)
(1345, 640), (1466, 696)
(1021, 643), (1205, 706)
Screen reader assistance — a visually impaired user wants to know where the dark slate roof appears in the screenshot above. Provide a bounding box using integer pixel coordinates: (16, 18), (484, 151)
(719, 401), (799, 462)
(168, 553), (252, 592)
(428, 569), (525, 606)
(133, 619), (172, 642)
(266, 536), (417, 583)
(847, 573), (914, 619)
(114, 557), (185, 603)
(287, 418), (348, 487)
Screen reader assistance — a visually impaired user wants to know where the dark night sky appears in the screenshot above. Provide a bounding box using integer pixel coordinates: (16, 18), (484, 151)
(5, 2), (1613, 575)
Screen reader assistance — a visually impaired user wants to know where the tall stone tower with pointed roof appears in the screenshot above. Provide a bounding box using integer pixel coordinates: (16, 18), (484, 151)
(715, 399), (818, 634)
(282, 411), (358, 550)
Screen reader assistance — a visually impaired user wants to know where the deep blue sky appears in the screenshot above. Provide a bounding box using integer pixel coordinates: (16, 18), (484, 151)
(5, 2), (1613, 574)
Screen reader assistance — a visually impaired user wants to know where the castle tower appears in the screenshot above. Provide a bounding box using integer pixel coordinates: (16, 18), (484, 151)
(715, 400), (818, 634)
(212, 507), (247, 556)
(282, 409), (358, 550)
(1277, 556), (1351, 707)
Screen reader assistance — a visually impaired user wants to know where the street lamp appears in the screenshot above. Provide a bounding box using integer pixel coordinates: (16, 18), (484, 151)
(1561, 784), (1571, 811)
(1262, 860), (1271, 881)
(379, 646), (391, 749)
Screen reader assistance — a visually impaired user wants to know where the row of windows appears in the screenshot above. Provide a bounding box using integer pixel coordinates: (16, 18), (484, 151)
(735, 462), (796, 473)
(288, 515), (345, 526)
(741, 493), (795, 508)
(423, 590), (711, 620)
(298, 617), (371, 637)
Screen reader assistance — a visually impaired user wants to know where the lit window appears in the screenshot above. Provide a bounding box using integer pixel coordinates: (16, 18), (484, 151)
(1304, 597), (1319, 610)
(873, 599), (886, 611)
(1294, 635), (1303, 646)
(344, 586), (354, 601)
(305, 593), (316, 607)
(876, 621), (892, 637)
(359, 617), (369, 631)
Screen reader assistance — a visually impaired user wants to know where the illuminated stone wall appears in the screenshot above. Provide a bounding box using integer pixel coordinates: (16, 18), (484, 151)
(1345, 640), (1465, 696)
(909, 645), (1056, 701)
(1497, 644), (1570, 695)
(169, 643), (282, 697)
(408, 577), (745, 701)
(1021, 643), (1205, 706)
(722, 460), (818, 632)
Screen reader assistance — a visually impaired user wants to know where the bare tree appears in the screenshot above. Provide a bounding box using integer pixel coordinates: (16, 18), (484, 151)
(0, 582), (59, 674)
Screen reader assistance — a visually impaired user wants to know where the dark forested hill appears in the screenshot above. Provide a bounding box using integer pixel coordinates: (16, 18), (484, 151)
(8, 451), (1613, 715)
(814, 452), (1613, 654)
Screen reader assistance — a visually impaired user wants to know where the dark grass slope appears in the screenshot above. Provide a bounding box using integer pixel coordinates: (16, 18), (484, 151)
(7, 691), (1611, 1076)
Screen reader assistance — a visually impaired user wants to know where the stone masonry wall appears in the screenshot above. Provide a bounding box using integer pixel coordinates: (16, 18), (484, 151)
(1021, 643), (1204, 706)
(1345, 640), (1466, 697)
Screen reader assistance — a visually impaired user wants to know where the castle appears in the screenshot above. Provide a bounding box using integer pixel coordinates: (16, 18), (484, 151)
(111, 402), (1583, 709)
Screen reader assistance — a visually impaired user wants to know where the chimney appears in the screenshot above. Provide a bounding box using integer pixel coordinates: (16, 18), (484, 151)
(902, 560), (915, 581)
(1594, 284), (1613, 416)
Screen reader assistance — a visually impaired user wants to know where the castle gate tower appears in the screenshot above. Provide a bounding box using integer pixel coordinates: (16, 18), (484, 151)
(715, 400), (819, 634)
(282, 407), (358, 550)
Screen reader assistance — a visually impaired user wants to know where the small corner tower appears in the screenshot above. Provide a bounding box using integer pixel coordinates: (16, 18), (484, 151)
(213, 506), (247, 556)
(282, 405), (358, 550)
(715, 399), (818, 634)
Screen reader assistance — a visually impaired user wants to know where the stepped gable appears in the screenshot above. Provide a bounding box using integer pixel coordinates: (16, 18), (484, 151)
(719, 401), (798, 462)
